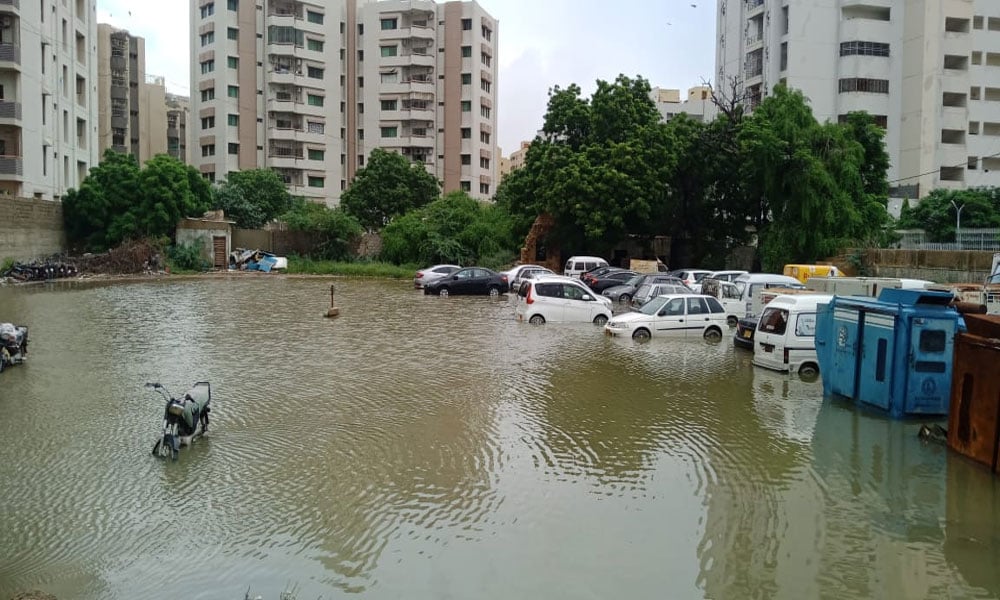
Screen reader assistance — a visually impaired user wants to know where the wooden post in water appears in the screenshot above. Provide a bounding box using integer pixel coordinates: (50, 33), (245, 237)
(325, 283), (340, 318)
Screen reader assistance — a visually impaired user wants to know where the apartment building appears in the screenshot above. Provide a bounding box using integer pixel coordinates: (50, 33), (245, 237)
(650, 86), (712, 122)
(0, 0), (99, 200)
(189, 0), (498, 205)
(716, 0), (1000, 198)
(166, 93), (192, 162)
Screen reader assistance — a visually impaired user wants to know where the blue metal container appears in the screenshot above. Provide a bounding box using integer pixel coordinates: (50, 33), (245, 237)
(815, 289), (964, 418)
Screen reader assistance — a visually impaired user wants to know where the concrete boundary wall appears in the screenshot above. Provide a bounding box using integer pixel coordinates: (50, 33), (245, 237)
(864, 249), (995, 284)
(0, 196), (66, 261)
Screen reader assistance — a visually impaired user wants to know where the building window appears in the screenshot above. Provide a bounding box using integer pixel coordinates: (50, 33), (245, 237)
(381, 45), (397, 57)
(461, 154), (471, 165)
(461, 73), (471, 85)
(228, 143), (239, 154)
(482, 26), (492, 41)
(307, 38), (323, 51)
(461, 18), (472, 30)
(480, 183), (490, 194)
(381, 99), (397, 110)
(838, 78), (889, 94)
(307, 121), (324, 134)
(308, 176), (325, 187)
(201, 88), (215, 101)
(308, 149), (325, 161)
(481, 105), (491, 118)
(381, 71), (398, 84)
(307, 94), (324, 106)
(381, 126), (398, 138)
(461, 101), (471, 112)
(358, 129), (364, 140)
(358, 76), (364, 87)
(481, 53), (491, 67)
(461, 127), (471, 139)
(306, 10), (323, 24)
(227, 0), (238, 10)
(381, 18), (397, 30)
(480, 131), (490, 144)
(780, 42), (787, 71)
(200, 3), (214, 18)
(200, 31), (215, 46)
(200, 59), (215, 74)
(227, 85), (239, 98)
(480, 157), (490, 169)
(461, 45), (471, 58)
(460, 181), (471, 192)
(481, 79), (491, 92)
(201, 116), (215, 129)
(227, 56), (238, 68)
(227, 114), (239, 126)
(228, 27), (239, 40)
(359, 154), (365, 166)
(840, 41), (890, 57)
(307, 66), (324, 79)
(202, 144), (216, 156)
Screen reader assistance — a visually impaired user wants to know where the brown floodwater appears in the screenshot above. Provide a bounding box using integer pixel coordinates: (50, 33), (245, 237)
(0, 277), (997, 599)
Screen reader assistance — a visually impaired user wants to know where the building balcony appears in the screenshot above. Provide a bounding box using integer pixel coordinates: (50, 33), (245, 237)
(0, 154), (23, 178)
(409, 25), (435, 41)
(0, 100), (21, 123)
(0, 0), (20, 16)
(265, 12), (296, 28)
(745, 0), (764, 16)
(0, 43), (20, 70)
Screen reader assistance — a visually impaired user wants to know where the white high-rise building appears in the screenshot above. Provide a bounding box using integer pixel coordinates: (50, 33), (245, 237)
(715, 0), (1000, 198)
(189, 0), (498, 205)
(0, 0), (99, 199)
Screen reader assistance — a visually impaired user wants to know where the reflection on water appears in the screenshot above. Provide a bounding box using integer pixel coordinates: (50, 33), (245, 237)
(0, 278), (997, 599)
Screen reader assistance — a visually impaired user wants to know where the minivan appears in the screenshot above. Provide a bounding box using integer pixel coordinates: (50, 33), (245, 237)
(563, 256), (609, 279)
(752, 294), (833, 376)
(515, 275), (613, 325)
(732, 273), (806, 349)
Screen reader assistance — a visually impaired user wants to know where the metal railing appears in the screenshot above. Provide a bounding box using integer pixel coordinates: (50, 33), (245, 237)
(0, 155), (23, 175)
(0, 100), (20, 119)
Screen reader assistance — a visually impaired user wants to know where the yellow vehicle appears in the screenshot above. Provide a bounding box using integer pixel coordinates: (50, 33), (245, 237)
(783, 264), (843, 284)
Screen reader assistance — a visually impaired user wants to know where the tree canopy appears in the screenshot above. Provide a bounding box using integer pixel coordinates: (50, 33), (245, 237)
(341, 148), (440, 230)
(212, 168), (293, 229)
(63, 150), (212, 251)
(281, 199), (363, 260)
(897, 187), (1000, 241)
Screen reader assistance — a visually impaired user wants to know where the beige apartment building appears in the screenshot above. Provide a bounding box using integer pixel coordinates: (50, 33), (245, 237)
(650, 86), (711, 122)
(166, 93), (192, 162)
(499, 140), (529, 181)
(96, 25), (170, 163)
(0, 0), (99, 199)
(189, 0), (499, 205)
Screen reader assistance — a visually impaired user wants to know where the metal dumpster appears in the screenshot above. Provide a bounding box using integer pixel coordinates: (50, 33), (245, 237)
(947, 314), (1000, 474)
(815, 289), (964, 418)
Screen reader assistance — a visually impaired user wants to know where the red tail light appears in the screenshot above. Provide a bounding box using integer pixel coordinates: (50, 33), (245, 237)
(526, 285), (534, 304)
(416, 272), (424, 278)
(501, 275), (508, 282)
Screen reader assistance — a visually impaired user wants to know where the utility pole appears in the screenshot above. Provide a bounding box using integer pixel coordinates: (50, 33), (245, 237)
(951, 200), (966, 250)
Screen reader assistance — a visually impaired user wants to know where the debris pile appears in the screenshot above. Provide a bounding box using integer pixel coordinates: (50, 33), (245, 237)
(75, 239), (164, 275)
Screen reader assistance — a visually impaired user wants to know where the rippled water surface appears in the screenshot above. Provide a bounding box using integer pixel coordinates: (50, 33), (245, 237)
(1, 277), (998, 599)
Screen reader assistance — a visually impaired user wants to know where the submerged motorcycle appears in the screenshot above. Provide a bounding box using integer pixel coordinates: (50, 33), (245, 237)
(0, 323), (28, 373)
(148, 381), (212, 460)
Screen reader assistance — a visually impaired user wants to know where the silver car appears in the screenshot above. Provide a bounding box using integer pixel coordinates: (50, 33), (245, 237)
(413, 264), (461, 288)
(509, 265), (554, 293)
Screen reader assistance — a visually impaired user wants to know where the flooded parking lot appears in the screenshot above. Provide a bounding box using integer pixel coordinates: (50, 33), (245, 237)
(0, 277), (998, 599)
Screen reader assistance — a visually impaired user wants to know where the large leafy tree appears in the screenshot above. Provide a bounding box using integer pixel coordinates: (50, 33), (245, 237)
(212, 168), (293, 228)
(63, 151), (210, 251)
(341, 148), (440, 230)
(281, 198), (363, 260)
(897, 188), (1000, 241)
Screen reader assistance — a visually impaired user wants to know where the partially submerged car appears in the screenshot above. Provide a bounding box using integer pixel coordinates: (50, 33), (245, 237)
(605, 294), (728, 341)
(0, 322), (28, 373)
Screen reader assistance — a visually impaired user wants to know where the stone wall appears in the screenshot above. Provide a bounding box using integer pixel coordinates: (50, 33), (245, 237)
(863, 249), (995, 284)
(0, 196), (67, 261)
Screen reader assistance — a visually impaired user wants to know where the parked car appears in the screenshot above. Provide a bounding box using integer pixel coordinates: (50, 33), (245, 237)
(424, 267), (509, 298)
(603, 274), (687, 304)
(588, 270), (639, 293)
(752, 294), (832, 376)
(414, 264), (461, 289)
(515, 276), (613, 326)
(581, 265), (625, 287)
(508, 265), (554, 293)
(605, 294), (728, 341)
(563, 256), (609, 279)
(631, 281), (693, 308)
(694, 270), (748, 292)
(732, 273), (807, 349)
(669, 269), (715, 291)
(515, 267), (560, 293)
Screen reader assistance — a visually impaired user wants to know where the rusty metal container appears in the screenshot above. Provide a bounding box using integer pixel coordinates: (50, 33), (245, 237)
(947, 314), (1000, 473)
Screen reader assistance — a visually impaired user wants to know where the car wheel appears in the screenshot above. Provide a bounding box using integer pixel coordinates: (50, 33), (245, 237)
(593, 314), (608, 326)
(727, 316), (738, 327)
(529, 315), (545, 325)
(438, 287), (449, 298)
(488, 286), (500, 298)
(619, 293), (631, 303)
(703, 327), (723, 343)
(799, 363), (820, 379)
(632, 328), (651, 341)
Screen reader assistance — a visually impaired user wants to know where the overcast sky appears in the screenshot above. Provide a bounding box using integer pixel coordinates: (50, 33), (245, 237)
(96, 0), (716, 153)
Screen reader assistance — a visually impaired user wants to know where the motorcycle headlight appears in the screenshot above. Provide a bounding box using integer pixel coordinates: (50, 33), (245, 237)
(167, 403), (185, 416)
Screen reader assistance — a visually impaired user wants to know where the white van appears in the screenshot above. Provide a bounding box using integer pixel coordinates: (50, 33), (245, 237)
(752, 294), (832, 376)
(563, 256), (609, 279)
(515, 275), (613, 325)
(733, 273), (807, 349)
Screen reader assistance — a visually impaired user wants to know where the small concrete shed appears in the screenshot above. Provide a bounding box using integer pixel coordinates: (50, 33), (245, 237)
(175, 210), (236, 269)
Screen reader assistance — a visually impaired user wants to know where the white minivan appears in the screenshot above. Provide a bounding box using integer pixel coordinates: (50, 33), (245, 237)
(563, 256), (609, 279)
(515, 275), (613, 325)
(751, 294), (832, 376)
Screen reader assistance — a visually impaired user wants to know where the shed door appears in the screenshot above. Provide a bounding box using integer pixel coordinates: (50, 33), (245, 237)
(213, 236), (227, 268)
(905, 318), (955, 415)
(858, 314), (895, 410)
(829, 309), (861, 399)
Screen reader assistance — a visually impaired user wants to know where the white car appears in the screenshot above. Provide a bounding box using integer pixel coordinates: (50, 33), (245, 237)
(604, 294), (728, 341)
(515, 275), (613, 326)
(507, 265), (554, 293)
(413, 264), (461, 288)
(695, 270), (749, 293)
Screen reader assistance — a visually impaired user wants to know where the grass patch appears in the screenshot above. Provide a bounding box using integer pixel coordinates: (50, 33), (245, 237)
(286, 256), (418, 279)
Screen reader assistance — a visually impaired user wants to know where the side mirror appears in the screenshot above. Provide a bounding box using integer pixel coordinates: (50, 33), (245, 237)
(582, 294), (593, 301)
(452, 275), (459, 280)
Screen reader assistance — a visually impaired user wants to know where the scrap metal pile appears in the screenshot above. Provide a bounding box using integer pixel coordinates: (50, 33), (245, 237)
(228, 248), (288, 272)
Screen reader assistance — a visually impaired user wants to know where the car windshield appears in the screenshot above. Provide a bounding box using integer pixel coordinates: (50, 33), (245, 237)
(734, 281), (747, 295)
(639, 296), (669, 316)
(625, 275), (643, 286)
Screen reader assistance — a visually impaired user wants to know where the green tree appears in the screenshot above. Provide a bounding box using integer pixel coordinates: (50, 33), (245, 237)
(212, 168), (292, 228)
(63, 150), (141, 251)
(341, 148), (440, 230)
(281, 198), (363, 260)
(897, 188), (1000, 241)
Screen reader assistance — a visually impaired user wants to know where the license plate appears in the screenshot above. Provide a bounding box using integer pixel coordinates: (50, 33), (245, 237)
(742, 330), (752, 339)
